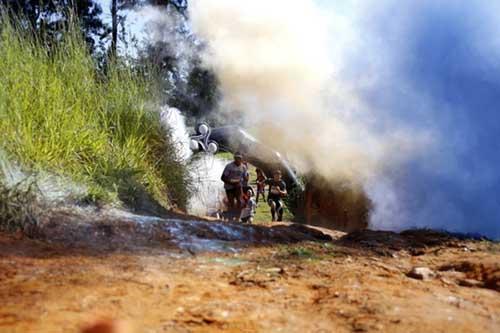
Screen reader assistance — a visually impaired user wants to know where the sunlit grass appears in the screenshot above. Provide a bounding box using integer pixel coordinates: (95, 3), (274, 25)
(274, 242), (337, 261)
(0, 17), (189, 209)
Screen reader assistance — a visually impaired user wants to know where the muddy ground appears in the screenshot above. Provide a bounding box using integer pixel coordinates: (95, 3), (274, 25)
(0, 210), (499, 333)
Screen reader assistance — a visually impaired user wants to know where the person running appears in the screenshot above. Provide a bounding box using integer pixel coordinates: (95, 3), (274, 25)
(221, 152), (248, 219)
(241, 159), (250, 188)
(240, 187), (256, 224)
(255, 168), (266, 203)
(266, 169), (287, 221)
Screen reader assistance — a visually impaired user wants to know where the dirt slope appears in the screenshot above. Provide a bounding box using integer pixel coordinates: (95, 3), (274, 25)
(0, 217), (498, 333)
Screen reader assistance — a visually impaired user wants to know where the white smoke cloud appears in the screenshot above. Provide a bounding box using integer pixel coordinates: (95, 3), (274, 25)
(188, 0), (500, 238)
(134, 0), (500, 239)
(333, 0), (500, 239)
(128, 4), (198, 88)
(189, 0), (430, 183)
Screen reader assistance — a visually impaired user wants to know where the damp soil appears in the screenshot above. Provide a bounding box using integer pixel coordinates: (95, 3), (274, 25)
(0, 210), (499, 333)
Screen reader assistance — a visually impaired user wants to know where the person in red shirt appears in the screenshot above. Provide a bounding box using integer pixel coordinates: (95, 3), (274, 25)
(255, 168), (267, 203)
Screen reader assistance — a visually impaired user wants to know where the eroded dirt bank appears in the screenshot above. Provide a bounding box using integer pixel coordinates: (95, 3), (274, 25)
(0, 212), (499, 333)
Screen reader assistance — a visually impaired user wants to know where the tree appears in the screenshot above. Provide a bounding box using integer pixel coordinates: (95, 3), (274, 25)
(100, 0), (220, 122)
(148, 0), (187, 14)
(1, 0), (110, 55)
(167, 62), (220, 120)
(111, 0), (117, 57)
(110, 0), (187, 56)
(132, 3), (221, 123)
(119, 0), (187, 13)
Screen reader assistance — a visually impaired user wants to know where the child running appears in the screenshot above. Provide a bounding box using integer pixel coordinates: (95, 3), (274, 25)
(255, 168), (267, 203)
(240, 187), (256, 224)
(266, 169), (287, 221)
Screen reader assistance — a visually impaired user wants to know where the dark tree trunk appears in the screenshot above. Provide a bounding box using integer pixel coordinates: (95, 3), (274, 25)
(111, 0), (118, 56)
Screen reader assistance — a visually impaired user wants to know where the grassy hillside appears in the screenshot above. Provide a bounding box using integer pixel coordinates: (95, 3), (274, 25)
(0, 19), (189, 210)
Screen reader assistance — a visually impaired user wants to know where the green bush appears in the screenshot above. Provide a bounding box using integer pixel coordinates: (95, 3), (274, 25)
(0, 17), (190, 210)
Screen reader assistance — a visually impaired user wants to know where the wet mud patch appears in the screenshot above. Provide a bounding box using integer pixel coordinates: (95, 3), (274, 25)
(26, 207), (333, 254)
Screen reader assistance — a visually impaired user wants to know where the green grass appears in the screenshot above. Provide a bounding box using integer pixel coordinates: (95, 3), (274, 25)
(0, 18), (190, 209)
(275, 242), (337, 261)
(216, 151), (233, 160)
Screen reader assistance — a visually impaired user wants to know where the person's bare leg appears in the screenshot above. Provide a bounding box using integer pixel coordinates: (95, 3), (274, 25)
(277, 201), (284, 222)
(230, 198), (238, 222)
(269, 200), (277, 221)
(226, 191), (237, 221)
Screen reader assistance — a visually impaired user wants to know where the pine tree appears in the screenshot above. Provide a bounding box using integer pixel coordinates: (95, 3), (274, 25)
(1, 0), (110, 55)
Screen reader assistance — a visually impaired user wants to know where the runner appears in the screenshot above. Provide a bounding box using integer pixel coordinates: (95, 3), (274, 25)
(255, 168), (267, 203)
(220, 152), (248, 220)
(240, 187), (256, 224)
(266, 169), (287, 221)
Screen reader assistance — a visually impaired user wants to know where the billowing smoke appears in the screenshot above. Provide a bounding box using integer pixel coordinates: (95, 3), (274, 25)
(348, 0), (500, 238)
(189, 0), (500, 238)
(189, 0), (427, 182)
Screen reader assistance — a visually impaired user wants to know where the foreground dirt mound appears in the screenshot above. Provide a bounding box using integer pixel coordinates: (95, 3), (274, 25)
(439, 260), (500, 291)
(339, 229), (471, 255)
(0, 215), (498, 333)
(339, 229), (500, 292)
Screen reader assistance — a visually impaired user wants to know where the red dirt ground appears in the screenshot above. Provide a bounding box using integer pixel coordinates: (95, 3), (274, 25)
(0, 218), (499, 333)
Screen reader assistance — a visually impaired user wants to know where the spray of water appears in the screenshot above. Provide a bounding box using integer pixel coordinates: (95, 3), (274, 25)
(160, 107), (227, 216)
(188, 0), (500, 238)
(160, 106), (193, 160)
(187, 155), (228, 216)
